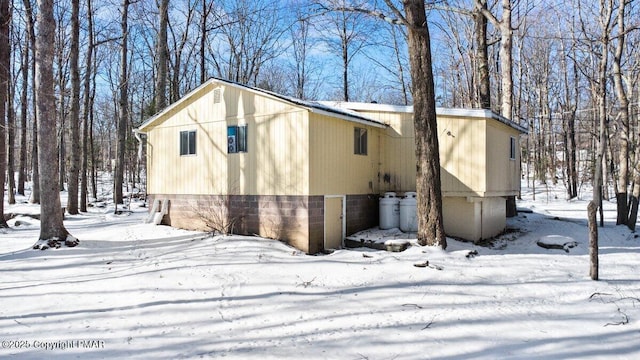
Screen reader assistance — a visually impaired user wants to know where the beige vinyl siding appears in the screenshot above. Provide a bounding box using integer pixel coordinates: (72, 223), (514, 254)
(443, 196), (507, 241)
(438, 116), (487, 196)
(146, 83), (310, 196)
(380, 112), (417, 192)
(309, 113), (380, 195)
(485, 121), (521, 196)
(354, 110), (417, 192)
(355, 110), (489, 196)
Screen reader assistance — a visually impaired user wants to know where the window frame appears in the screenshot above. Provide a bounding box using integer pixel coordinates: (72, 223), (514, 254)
(510, 136), (516, 160)
(354, 127), (368, 156)
(180, 130), (197, 156)
(227, 125), (248, 154)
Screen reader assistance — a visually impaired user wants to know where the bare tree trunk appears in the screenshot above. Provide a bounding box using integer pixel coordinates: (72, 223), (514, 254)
(7, 17), (15, 205)
(80, 0), (94, 212)
(56, 26), (66, 193)
(67, 0), (81, 214)
(18, 34), (28, 196)
(474, 0), (490, 109)
(199, 0), (209, 84)
(390, 26), (409, 105)
(291, 14), (312, 100)
(628, 179), (640, 231)
(404, 0), (446, 248)
(474, 0), (513, 119)
(613, 0), (630, 225)
(90, 67), (97, 201)
(0, 0), (9, 227)
(498, 0), (513, 119)
(341, 18), (349, 101)
(593, 0), (614, 227)
(35, 0), (76, 246)
(561, 41), (579, 199)
(115, 0), (130, 207)
(588, 201), (598, 280)
(24, 0), (39, 204)
(156, 0), (168, 110)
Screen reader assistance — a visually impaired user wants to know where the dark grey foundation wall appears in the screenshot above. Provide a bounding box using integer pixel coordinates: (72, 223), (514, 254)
(148, 193), (378, 254)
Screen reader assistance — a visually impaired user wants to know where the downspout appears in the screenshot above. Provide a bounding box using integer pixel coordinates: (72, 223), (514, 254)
(480, 200), (483, 241)
(133, 129), (144, 161)
(133, 129), (147, 206)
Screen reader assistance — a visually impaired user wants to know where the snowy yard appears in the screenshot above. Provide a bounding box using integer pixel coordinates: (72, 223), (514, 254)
(1, 185), (639, 359)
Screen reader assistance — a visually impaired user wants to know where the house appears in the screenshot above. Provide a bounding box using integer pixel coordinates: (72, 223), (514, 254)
(324, 101), (526, 241)
(137, 78), (526, 253)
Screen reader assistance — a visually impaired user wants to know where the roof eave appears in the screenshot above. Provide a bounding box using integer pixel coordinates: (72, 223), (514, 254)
(309, 108), (387, 129)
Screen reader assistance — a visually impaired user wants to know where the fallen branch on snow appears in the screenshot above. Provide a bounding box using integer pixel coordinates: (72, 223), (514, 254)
(536, 240), (578, 253)
(413, 260), (443, 270)
(604, 308), (629, 327)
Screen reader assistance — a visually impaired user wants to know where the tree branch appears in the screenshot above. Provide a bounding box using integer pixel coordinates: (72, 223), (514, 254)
(324, 4), (406, 26)
(472, 0), (500, 28)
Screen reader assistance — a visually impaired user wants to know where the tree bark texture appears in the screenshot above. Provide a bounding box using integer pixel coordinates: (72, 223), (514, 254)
(594, 1), (613, 227)
(156, 0), (168, 109)
(81, 0), (94, 213)
(498, 0), (513, 120)
(474, 0), (513, 119)
(18, 37), (28, 196)
(404, 0), (446, 249)
(24, 0), (39, 204)
(67, 0), (81, 214)
(115, 0), (130, 206)
(341, 16), (349, 102)
(35, 0), (69, 240)
(0, 0), (9, 227)
(613, 1), (629, 225)
(5, 1), (15, 205)
(628, 180), (640, 231)
(588, 201), (598, 280)
(473, 0), (490, 109)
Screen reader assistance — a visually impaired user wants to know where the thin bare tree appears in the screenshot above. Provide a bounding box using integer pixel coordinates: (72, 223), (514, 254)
(80, 0), (95, 212)
(66, 0), (81, 214)
(6, 0), (15, 205)
(24, 0), (39, 204)
(114, 0), (130, 208)
(17, 19), (28, 197)
(473, 0), (513, 119)
(155, 0), (168, 109)
(0, 0), (9, 227)
(34, 0), (77, 248)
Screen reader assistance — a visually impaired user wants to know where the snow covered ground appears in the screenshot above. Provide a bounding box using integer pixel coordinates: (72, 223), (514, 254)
(1, 183), (639, 359)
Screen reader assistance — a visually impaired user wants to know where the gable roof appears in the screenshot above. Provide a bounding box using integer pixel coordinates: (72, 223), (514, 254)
(321, 101), (528, 134)
(137, 78), (387, 132)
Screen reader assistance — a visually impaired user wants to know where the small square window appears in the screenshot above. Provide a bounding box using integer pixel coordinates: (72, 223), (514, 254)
(354, 127), (367, 155)
(510, 136), (516, 160)
(180, 130), (196, 156)
(228, 125), (248, 153)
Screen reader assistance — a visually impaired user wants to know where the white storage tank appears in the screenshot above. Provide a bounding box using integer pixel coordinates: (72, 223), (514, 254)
(400, 192), (418, 232)
(379, 192), (400, 230)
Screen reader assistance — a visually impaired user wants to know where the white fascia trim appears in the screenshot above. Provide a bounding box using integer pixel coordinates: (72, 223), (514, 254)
(320, 101), (414, 113)
(323, 101), (527, 134)
(310, 108), (388, 129)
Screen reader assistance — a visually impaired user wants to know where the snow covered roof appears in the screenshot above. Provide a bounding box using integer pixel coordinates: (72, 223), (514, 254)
(320, 101), (528, 134)
(138, 78), (387, 132)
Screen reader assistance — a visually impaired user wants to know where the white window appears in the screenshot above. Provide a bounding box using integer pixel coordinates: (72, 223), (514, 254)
(510, 136), (516, 160)
(180, 130), (196, 156)
(354, 127), (368, 155)
(228, 125), (247, 153)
